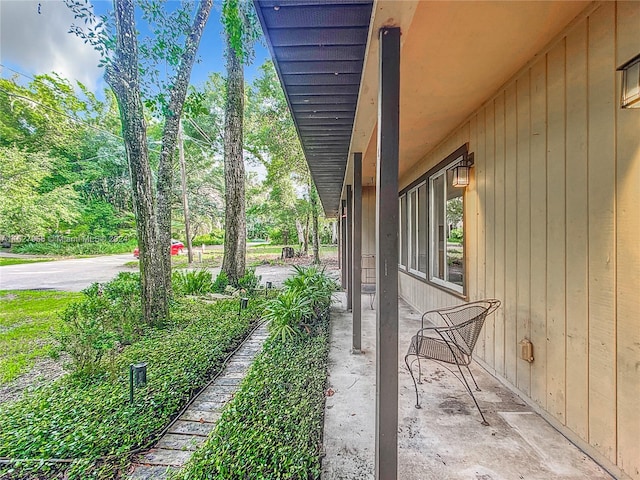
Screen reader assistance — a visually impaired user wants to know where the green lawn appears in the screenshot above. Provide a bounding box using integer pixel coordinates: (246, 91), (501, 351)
(0, 290), (82, 383)
(0, 257), (54, 267)
(125, 244), (339, 270)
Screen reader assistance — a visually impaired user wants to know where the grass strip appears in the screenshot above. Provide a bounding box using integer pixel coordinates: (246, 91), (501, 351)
(0, 297), (266, 479)
(0, 290), (83, 383)
(174, 315), (330, 480)
(0, 258), (54, 267)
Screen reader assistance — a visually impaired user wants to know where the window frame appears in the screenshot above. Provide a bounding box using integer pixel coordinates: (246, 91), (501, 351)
(428, 160), (464, 294)
(398, 144), (468, 298)
(406, 181), (427, 278)
(618, 53), (640, 109)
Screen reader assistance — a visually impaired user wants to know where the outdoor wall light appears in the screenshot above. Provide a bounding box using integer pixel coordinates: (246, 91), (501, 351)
(618, 53), (640, 109)
(129, 362), (147, 403)
(451, 152), (474, 188)
(239, 297), (249, 316)
(265, 281), (273, 297)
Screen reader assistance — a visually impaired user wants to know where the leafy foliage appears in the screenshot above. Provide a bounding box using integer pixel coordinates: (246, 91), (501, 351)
(57, 273), (143, 376)
(284, 265), (339, 315)
(212, 271), (229, 293)
(0, 147), (80, 236)
(448, 227), (463, 243)
(245, 62), (308, 245)
(191, 230), (224, 246)
(11, 239), (136, 256)
(236, 267), (261, 292)
(172, 269), (214, 296)
(265, 266), (337, 342)
(221, 0), (261, 64)
(263, 290), (313, 342)
(173, 315), (330, 480)
(0, 73), (133, 240)
(0, 295), (267, 479)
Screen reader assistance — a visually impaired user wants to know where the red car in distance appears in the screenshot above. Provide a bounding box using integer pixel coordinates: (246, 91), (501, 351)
(133, 240), (184, 258)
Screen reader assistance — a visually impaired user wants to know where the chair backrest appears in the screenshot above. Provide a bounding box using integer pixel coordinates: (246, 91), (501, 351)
(436, 300), (501, 355)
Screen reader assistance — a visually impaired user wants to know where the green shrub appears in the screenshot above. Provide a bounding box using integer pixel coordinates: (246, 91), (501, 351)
(0, 297), (267, 479)
(174, 316), (330, 480)
(448, 228), (463, 243)
(284, 265), (339, 316)
(12, 239), (136, 256)
(191, 230), (224, 246)
(264, 266), (337, 342)
(212, 271), (229, 293)
(263, 289), (313, 342)
(236, 267), (261, 292)
(57, 273), (142, 376)
(172, 269), (214, 296)
(58, 299), (120, 376)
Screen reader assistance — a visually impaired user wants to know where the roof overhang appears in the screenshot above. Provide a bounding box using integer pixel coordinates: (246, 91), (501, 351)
(255, 1), (592, 215)
(254, 0), (374, 216)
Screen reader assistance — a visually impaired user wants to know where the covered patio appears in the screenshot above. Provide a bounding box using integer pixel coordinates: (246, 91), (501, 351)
(322, 293), (613, 480)
(254, 0), (639, 478)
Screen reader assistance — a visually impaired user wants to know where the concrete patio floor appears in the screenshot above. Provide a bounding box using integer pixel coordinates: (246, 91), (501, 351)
(322, 293), (614, 480)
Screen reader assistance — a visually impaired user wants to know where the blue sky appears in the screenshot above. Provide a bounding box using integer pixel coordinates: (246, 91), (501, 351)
(0, 0), (271, 95)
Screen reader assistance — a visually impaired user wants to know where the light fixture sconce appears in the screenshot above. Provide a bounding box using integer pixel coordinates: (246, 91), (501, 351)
(618, 53), (640, 109)
(452, 152), (474, 188)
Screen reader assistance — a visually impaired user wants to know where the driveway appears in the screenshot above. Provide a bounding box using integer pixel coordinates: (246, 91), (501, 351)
(0, 254), (135, 291)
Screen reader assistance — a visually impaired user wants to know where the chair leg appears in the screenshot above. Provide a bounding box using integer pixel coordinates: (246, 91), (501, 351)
(404, 355), (422, 409)
(454, 362), (489, 426)
(465, 365), (481, 391)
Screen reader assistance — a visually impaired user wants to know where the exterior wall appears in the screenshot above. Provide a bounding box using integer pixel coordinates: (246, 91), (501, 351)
(395, 3), (640, 478)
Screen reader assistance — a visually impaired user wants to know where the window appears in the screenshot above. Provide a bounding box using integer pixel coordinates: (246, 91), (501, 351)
(429, 158), (465, 293)
(619, 54), (640, 109)
(399, 183), (427, 276)
(407, 182), (427, 276)
(399, 145), (468, 295)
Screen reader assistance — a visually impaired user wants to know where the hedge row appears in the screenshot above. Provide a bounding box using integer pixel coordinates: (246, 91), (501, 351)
(174, 315), (330, 480)
(10, 239), (137, 256)
(0, 297), (266, 479)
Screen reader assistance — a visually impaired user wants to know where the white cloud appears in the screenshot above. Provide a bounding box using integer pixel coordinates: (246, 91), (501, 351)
(0, 0), (103, 90)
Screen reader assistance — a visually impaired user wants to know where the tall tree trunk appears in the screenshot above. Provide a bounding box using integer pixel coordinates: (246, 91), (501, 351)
(178, 120), (194, 264)
(221, 37), (246, 285)
(157, 0), (213, 291)
(296, 219), (305, 249)
(311, 185), (320, 264)
(106, 0), (167, 326)
(304, 206), (310, 255)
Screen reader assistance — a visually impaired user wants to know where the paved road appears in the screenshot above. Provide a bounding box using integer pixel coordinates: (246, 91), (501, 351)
(0, 254), (136, 291)
(0, 253), (335, 292)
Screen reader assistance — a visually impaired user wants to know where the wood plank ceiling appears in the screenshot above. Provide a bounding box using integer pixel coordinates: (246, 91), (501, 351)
(253, 0), (373, 216)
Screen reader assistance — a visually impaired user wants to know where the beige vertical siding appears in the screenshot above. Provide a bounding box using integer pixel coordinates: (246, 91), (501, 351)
(565, 18), (590, 443)
(362, 186), (376, 256)
(394, 3), (640, 478)
(615, 3), (640, 477)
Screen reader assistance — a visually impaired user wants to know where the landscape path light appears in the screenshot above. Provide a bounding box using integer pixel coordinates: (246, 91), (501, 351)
(129, 362), (147, 404)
